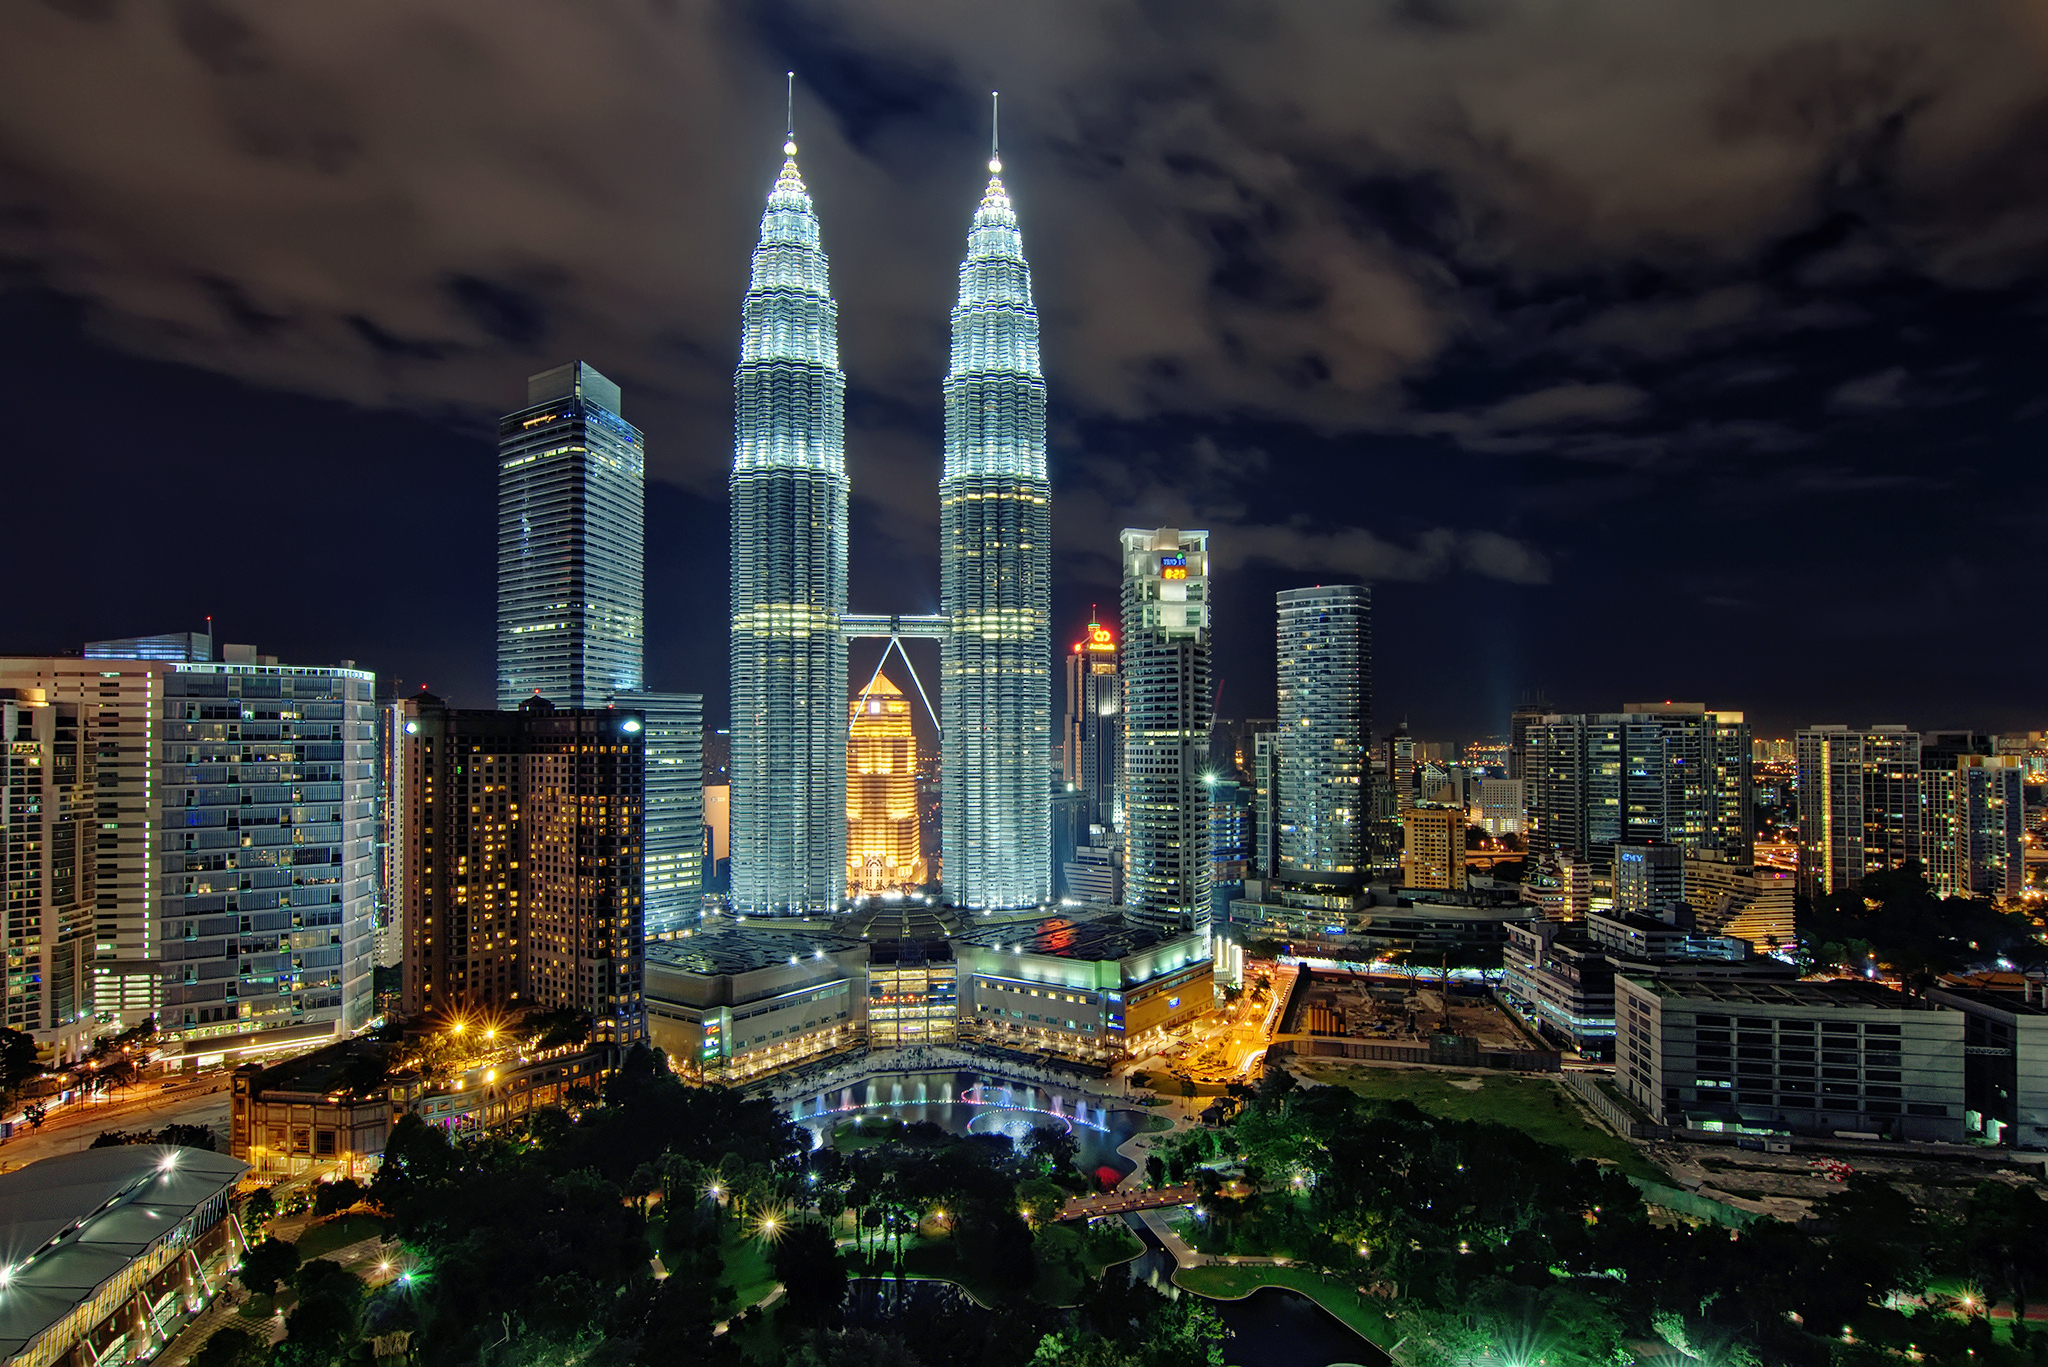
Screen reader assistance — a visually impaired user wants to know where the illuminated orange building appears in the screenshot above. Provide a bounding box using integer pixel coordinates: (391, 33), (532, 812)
(848, 674), (925, 893)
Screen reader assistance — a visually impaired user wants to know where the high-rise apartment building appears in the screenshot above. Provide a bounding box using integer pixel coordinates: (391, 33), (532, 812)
(1120, 529), (1213, 932)
(1795, 725), (1922, 899)
(729, 133), (849, 917)
(1682, 850), (1795, 950)
(1274, 586), (1372, 891)
(1402, 806), (1466, 890)
(1922, 753), (2024, 900)
(158, 656), (378, 1051)
(2, 690), (95, 1057)
(497, 362), (645, 710)
(401, 695), (644, 1042)
(1527, 705), (1751, 871)
(847, 674), (925, 895)
(610, 691), (704, 937)
(1250, 730), (1280, 878)
(940, 153), (1052, 912)
(1062, 619), (1121, 831)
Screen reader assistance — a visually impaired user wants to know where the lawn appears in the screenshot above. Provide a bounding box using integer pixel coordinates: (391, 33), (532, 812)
(296, 1213), (387, 1259)
(1175, 1262), (1400, 1350)
(718, 1225), (780, 1309)
(1299, 1065), (1665, 1181)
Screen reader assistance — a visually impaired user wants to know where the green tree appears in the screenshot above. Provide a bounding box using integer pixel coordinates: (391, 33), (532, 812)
(238, 1235), (301, 1296)
(1017, 1177), (1067, 1226)
(771, 1219), (848, 1328)
(0, 1028), (39, 1099)
(1960, 1182), (2048, 1325)
(276, 1260), (365, 1367)
(311, 1177), (363, 1218)
(190, 1326), (266, 1367)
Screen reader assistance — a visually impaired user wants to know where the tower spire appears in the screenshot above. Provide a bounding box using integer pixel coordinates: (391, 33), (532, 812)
(990, 90), (1000, 173)
(786, 71), (795, 140)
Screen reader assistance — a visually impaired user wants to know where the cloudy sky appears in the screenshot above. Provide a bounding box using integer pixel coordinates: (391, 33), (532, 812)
(6, 0), (2048, 739)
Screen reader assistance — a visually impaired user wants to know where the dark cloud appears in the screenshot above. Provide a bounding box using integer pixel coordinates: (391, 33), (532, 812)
(3, 1), (2048, 734)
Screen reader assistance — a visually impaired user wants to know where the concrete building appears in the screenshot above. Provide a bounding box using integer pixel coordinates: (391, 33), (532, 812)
(1, 690), (96, 1059)
(1471, 777), (1524, 837)
(1922, 753), (2025, 901)
(1061, 618), (1121, 832)
(1613, 843), (1685, 916)
(954, 916), (1212, 1063)
(400, 695), (645, 1043)
(0, 1147), (248, 1367)
(1926, 979), (2048, 1149)
(1521, 852), (1591, 923)
(1796, 725), (1922, 898)
(1682, 850), (1796, 952)
(1402, 805), (1466, 891)
(641, 927), (866, 1081)
(1527, 705), (1751, 873)
(1616, 975), (1966, 1140)
(1226, 888), (1533, 958)
(1120, 529), (1213, 933)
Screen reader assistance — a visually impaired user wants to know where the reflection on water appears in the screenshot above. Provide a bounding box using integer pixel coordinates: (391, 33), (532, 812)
(802, 1092), (1142, 1180)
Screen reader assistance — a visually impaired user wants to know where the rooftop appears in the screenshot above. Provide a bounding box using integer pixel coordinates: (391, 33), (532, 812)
(0, 1146), (246, 1358)
(243, 1037), (388, 1098)
(1623, 975), (1944, 1011)
(952, 913), (1168, 962)
(646, 926), (863, 978)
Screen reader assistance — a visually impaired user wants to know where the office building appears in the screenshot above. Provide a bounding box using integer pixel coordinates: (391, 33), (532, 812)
(1613, 843), (1685, 915)
(400, 695), (645, 1043)
(1527, 705), (1751, 872)
(152, 654), (380, 1058)
(83, 631), (212, 664)
(1208, 776), (1251, 925)
(610, 691), (704, 936)
(1273, 585), (1372, 888)
(1120, 529), (1213, 932)
(1521, 852), (1592, 923)
(1063, 839), (1121, 904)
(496, 362), (645, 709)
(1063, 618), (1121, 830)
(955, 915), (1212, 1063)
(1471, 777), (1524, 836)
(1616, 975), (1966, 1141)
(1250, 729), (1279, 878)
(1, 691), (95, 1057)
(940, 153), (1053, 913)
(1922, 753), (2024, 901)
(730, 132), (850, 917)
(0, 656), (175, 1028)
(1402, 805), (1466, 890)
(0, 1148), (249, 1367)
(1682, 849), (1796, 951)
(1507, 702), (1548, 783)
(1795, 725), (1921, 898)
(847, 674), (925, 895)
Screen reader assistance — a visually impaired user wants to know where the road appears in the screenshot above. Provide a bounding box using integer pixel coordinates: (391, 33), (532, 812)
(0, 1072), (233, 1172)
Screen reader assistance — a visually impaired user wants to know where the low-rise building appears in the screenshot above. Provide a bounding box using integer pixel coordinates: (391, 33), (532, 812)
(1616, 975), (1966, 1141)
(954, 916), (1212, 1063)
(0, 1147), (248, 1367)
(1683, 850), (1795, 952)
(643, 928), (866, 1081)
(1926, 978), (2048, 1149)
(1227, 887), (1534, 960)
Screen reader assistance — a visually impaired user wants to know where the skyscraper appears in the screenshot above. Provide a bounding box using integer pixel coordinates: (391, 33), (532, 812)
(610, 691), (705, 937)
(940, 143), (1052, 912)
(847, 673), (925, 895)
(1795, 725), (1922, 898)
(401, 694), (645, 1042)
(1062, 618), (1121, 831)
(1526, 705), (1752, 871)
(1274, 585), (1371, 887)
(729, 130), (849, 916)
(1921, 751), (2023, 900)
(1121, 528), (1212, 932)
(497, 362), (645, 710)
(1, 690), (95, 1057)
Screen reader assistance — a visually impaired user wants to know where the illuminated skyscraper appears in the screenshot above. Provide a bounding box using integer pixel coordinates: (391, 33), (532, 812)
(729, 130), (849, 915)
(1794, 725), (1921, 898)
(1, 690), (95, 1055)
(940, 138), (1052, 912)
(848, 674), (925, 894)
(610, 691), (705, 937)
(1274, 585), (1371, 888)
(1121, 528), (1212, 932)
(496, 362), (645, 709)
(1062, 619), (1121, 831)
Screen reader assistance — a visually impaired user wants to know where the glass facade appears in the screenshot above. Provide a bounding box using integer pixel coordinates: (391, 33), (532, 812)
(158, 663), (378, 1043)
(940, 159), (1053, 912)
(1274, 585), (1371, 884)
(1120, 529), (1213, 933)
(729, 137), (849, 916)
(865, 947), (958, 1048)
(496, 362), (645, 710)
(610, 691), (704, 937)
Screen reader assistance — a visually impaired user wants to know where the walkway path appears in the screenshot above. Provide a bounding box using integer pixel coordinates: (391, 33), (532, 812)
(1061, 1184), (1200, 1220)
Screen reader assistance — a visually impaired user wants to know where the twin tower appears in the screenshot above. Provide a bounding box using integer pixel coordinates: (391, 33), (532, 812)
(730, 121), (1051, 916)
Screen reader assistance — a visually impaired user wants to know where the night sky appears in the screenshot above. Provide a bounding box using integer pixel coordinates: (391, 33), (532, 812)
(6, 2), (2048, 741)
